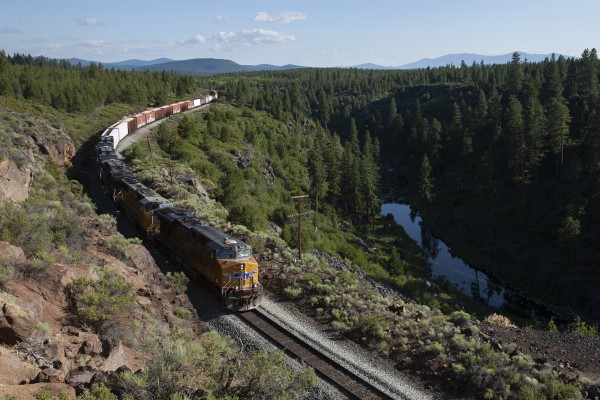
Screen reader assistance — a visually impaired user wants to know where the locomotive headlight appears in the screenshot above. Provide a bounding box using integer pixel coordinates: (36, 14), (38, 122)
(239, 264), (244, 270)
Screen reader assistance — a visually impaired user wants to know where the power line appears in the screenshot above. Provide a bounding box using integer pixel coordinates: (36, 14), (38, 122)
(289, 190), (311, 260)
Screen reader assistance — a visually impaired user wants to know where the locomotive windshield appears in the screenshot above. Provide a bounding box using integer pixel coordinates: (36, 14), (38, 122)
(217, 249), (252, 259)
(217, 250), (236, 259)
(238, 249), (251, 258)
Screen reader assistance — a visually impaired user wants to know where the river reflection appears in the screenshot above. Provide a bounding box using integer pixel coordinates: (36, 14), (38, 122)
(381, 203), (506, 308)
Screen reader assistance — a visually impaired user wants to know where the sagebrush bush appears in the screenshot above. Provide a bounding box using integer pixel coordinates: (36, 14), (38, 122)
(283, 286), (302, 298)
(166, 271), (189, 295)
(68, 275), (134, 328)
(0, 254), (16, 286)
(106, 233), (142, 260)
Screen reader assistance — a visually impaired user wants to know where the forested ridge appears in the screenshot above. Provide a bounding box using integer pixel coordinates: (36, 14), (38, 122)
(215, 50), (600, 322)
(2, 49), (600, 319)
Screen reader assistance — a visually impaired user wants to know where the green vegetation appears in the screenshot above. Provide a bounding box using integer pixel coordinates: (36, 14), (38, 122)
(68, 272), (134, 328)
(166, 271), (190, 295)
(105, 233), (142, 260)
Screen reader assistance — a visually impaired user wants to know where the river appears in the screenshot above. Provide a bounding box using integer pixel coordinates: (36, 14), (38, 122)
(381, 203), (506, 308)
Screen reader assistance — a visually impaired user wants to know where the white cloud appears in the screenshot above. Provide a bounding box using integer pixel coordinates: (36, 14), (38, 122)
(185, 34), (206, 44)
(218, 29), (295, 45)
(80, 40), (107, 47)
(254, 11), (306, 24)
(215, 14), (232, 23)
(77, 17), (105, 27)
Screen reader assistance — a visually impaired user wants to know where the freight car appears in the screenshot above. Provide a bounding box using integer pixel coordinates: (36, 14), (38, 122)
(96, 91), (263, 311)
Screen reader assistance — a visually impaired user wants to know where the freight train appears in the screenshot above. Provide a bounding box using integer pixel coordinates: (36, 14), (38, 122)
(96, 91), (263, 311)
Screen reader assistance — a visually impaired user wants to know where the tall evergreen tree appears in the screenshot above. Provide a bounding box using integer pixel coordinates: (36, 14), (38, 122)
(506, 96), (528, 184)
(507, 52), (524, 96)
(418, 154), (434, 202)
(545, 96), (572, 176)
(308, 135), (327, 213)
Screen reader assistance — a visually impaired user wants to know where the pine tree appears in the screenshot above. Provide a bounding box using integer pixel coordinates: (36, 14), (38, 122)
(308, 135), (327, 213)
(507, 52), (523, 96)
(506, 96), (528, 184)
(318, 89), (330, 129)
(581, 48), (599, 107)
(430, 118), (443, 176)
(418, 154), (434, 202)
(541, 54), (563, 104)
(387, 97), (398, 126)
(545, 96), (572, 176)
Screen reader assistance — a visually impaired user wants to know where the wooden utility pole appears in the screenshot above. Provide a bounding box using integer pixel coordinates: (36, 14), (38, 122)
(290, 190), (310, 260)
(147, 137), (154, 163)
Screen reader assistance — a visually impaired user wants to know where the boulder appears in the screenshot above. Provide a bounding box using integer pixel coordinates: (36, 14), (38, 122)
(0, 158), (32, 203)
(100, 340), (127, 372)
(186, 178), (210, 203)
(80, 339), (102, 356)
(44, 341), (68, 372)
(262, 158), (275, 187)
(0, 241), (25, 262)
(33, 367), (65, 383)
(65, 366), (95, 390)
(0, 347), (39, 385)
(0, 301), (38, 345)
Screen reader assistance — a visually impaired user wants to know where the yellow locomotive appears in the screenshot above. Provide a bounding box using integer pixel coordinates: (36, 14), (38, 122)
(155, 207), (262, 311)
(97, 92), (263, 310)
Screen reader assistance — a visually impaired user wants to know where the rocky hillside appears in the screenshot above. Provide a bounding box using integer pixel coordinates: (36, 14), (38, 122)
(0, 240), (193, 398)
(0, 105), (317, 399)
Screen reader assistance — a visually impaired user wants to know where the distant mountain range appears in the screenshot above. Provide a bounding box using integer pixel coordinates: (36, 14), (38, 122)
(395, 52), (574, 69)
(66, 57), (303, 74)
(65, 51), (575, 74)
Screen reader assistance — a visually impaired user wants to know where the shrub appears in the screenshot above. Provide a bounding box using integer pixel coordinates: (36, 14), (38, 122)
(174, 307), (192, 320)
(300, 273), (321, 286)
(78, 384), (118, 400)
(32, 388), (71, 400)
(354, 314), (387, 341)
(568, 316), (598, 337)
(336, 269), (358, 286)
(166, 271), (189, 295)
(106, 233), (142, 260)
(69, 276), (134, 328)
(425, 341), (445, 355)
(542, 379), (581, 399)
(449, 310), (472, 327)
(484, 313), (516, 328)
(97, 214), (117, 234)
(0, 254), (16, 286)
(283, 286), (302, 298)
(547, 318), (559, 332)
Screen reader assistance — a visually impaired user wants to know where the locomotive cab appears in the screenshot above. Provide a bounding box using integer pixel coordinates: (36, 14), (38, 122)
(205, 231), (263, 311)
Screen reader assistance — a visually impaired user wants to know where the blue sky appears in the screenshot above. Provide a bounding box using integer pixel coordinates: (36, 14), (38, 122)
(1, 0), (598, 67)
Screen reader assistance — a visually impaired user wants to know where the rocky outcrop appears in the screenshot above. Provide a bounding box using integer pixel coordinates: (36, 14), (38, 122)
(262, 158), (275, 187)
(0, 110), (77, 204)
(30, 134), (76, 167)
(0, 157), (32, 203)
(0, 241), (25, 262)
(231, 149), (253, 169)
(0, 301), (38, 345)
(0, 347), (39, 385)
(186, 178), (211, 203)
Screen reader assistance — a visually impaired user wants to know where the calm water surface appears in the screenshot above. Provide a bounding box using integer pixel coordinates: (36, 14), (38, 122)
(381, 203), (505, 308)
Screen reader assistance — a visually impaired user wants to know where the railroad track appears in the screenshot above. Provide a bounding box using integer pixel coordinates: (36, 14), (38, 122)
(238, 309), (397, 400)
